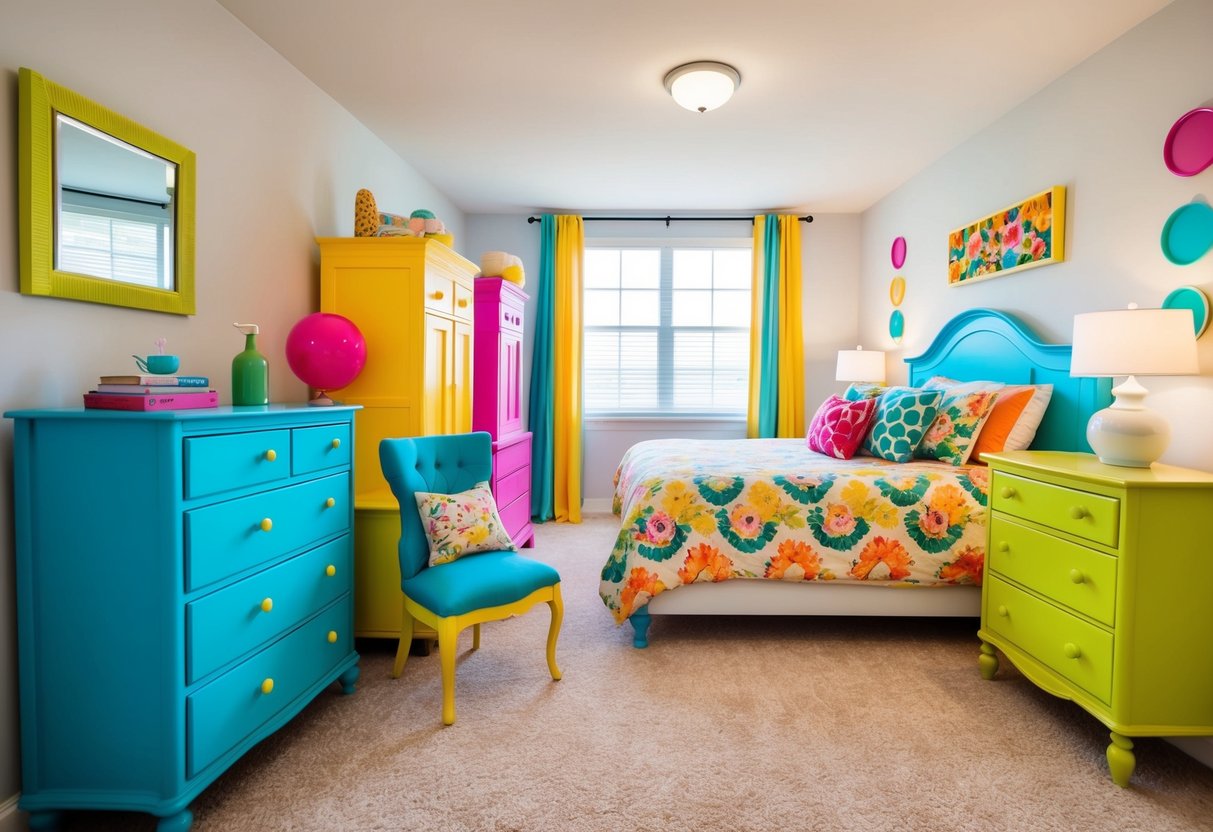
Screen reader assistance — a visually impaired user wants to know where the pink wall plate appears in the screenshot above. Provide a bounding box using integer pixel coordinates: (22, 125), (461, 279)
(891, 236), (907, 269)
(1164, 107), (1213, 177)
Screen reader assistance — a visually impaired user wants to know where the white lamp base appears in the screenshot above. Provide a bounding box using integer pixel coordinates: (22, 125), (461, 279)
(1085, 375), (1170, 468)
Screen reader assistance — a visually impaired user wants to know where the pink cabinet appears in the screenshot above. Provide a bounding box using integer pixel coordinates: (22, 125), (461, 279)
(473, 278), (534, 548)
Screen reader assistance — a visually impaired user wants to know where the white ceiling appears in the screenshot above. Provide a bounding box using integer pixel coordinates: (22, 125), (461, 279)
(217, 0), (1172, 215)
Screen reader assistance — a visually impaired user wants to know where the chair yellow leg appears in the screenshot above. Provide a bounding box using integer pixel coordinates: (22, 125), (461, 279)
(546, 584), (563, 681)
(392, 600), (415, 679)
(472, 623), (481, 651)
(437, 618), (460, 725)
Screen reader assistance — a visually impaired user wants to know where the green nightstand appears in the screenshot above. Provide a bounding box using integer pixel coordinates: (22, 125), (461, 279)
(979, 450), (1213, 787)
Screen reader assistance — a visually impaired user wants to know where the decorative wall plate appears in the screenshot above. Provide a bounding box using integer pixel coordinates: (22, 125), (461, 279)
(1162, 285), (1211, 337)
(1160, 201), (1213, 265)
(891, 236), (907, 269)
(1164, 107), (1213, 177)
(889, 309), (905, 344)
(889, 276), (906, 306)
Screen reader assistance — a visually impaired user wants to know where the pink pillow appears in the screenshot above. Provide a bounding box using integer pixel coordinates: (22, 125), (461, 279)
(806, 395), (879, 459)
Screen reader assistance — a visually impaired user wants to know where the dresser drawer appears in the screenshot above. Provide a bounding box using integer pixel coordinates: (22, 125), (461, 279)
(184, 429), (291, 499)
(185, 473), (350, 590)
(453, 282), (473, 321)
(985, 576), (1113, 703)
(498, 492), (531, 545)
(291, 423), (352, 476)
(992, 472), (1120, 548)
(989, 516), (1117, 626)
(424, 272), (454, 316)
(493, 433), (531, 478)
(187, 596), (352, 777)
(494, 466), (530, 508)
(186, 537), (351, 683)
(498, 302), (523, 333)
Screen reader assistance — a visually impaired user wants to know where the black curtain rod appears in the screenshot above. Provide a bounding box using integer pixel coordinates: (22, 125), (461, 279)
(526, 214), (813, 227)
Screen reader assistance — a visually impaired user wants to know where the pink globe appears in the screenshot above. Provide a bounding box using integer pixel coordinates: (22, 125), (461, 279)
(286, 313), (367, 400)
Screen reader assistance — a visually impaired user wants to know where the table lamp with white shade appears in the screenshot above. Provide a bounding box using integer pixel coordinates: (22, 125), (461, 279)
(836, 346), (887, 384)
(1070, 306), (1199, 467)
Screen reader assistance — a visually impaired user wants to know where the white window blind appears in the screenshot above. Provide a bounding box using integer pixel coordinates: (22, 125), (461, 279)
(57, 190), (172, 289)
(584, 242), (751, 417)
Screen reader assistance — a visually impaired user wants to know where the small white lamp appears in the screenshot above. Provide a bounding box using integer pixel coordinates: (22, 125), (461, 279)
(663, 61), (741, 113)
(836, 346), (887, 384)
(1070, 306), (1199, 467)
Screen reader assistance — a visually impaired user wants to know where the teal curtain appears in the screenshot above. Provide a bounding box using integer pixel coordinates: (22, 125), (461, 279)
(528, 215), (556, 520)
(754, 215), (781, 438)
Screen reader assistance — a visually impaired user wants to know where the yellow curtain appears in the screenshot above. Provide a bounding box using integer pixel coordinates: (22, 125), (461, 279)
(552, 215), (584, 523)
(747, 214), (805, 438)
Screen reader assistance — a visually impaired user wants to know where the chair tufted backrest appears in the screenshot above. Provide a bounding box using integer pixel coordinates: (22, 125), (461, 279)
(379, 431), (496, 581)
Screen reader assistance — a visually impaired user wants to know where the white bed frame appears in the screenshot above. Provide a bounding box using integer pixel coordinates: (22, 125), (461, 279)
(623, 308), (1112, 647)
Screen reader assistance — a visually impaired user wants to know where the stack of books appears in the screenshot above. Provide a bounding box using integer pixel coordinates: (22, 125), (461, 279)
(84, 374), (218, 411)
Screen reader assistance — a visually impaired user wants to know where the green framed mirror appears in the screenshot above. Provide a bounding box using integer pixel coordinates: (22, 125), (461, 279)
(18, 68), (196, 315)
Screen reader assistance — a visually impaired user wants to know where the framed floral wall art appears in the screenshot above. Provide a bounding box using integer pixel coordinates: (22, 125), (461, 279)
(948, 186), (1065, 286)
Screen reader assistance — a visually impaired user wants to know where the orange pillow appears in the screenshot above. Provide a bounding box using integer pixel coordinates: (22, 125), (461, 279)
(971, 388), (1035, 460)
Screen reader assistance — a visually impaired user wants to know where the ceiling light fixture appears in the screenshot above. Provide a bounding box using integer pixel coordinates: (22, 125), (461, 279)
(663, 61), (741, 113)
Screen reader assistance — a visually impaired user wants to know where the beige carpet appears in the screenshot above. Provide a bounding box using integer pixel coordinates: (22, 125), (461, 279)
(62, 514), (1213, 831)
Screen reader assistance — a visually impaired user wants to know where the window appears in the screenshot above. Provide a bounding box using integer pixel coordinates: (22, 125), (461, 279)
(584, 242), (751, 417)
(57, 190), (173, 289)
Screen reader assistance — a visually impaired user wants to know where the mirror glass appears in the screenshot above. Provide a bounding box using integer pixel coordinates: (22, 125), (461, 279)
(19, 68), (196, 315)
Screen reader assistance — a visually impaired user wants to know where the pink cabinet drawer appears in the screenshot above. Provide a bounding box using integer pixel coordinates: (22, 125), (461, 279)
(498, 493), (531, 545)
(495, 466), (530, 506)
(493, 433), (531, 478)
(499, 303), (523, 332)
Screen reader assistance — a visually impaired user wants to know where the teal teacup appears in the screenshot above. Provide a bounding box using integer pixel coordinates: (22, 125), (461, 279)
(135, 354), (180, 374)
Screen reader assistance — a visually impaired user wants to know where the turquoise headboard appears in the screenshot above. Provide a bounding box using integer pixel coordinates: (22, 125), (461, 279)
(905, 308), (1112, 453)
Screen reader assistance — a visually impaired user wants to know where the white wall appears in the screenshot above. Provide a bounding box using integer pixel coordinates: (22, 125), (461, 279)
(0, 0), (465, 813)
(858, 0), (1213, 764)
(465, 214), (862, 504)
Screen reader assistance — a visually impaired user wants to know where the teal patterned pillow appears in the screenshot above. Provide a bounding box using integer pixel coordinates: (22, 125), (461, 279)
(861, 387), (944, 463)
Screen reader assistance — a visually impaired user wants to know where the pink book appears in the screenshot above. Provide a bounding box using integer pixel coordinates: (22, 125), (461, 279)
(83, 390), (219, 412)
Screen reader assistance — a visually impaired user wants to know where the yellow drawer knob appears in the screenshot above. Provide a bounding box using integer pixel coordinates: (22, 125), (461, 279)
(457, 298), (469, 308)
(260, 517), (273, 532)
(1063, 643), (1082, 660)
(331, 438), (341, 449)
(261, 678), (274, 695)
(1000, 487), (1017, 499)
(327, 630), (338, 643)
(325, 564), (336, 577)
(1070, 506), (1088, 520)
(325, 497), (336, 508)
(997, 541), (1010, 553)
(997, 605), (1008, 617)
(260, 597), (273, 613)
(432, 290), (444, 300)
(1069, 569), (1085, 584)
(265, 449), (277, 462)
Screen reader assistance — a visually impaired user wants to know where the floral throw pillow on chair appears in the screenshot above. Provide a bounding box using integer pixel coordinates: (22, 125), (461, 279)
(414, 481), (516, 567)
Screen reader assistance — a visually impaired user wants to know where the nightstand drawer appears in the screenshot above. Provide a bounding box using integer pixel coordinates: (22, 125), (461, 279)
(992, 472), (1120, 548)
(186, 536), (351, 683)
(185, 429), (291, 499)
(989, 516), (1117, 626)
(185, 473), (350, 590)
(186, 596), (352, 777)
(985, 576), (1112, 703)
(291, 423), (351, 475)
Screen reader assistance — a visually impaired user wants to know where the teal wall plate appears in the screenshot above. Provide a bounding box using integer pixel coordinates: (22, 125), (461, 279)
(1162, 285), (1211, 337)
(1160, 201), (1213, 265)
(889, 309), (905, 343)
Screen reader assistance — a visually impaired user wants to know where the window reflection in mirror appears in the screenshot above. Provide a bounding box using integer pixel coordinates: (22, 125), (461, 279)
(55, 115), (178, 290)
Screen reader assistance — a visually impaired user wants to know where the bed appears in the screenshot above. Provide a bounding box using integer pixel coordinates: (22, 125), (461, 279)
(599, 308), (1112, 647)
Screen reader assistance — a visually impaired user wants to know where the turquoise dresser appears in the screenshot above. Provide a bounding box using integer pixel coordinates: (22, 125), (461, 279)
(979, 451), (1213, 787)
(5, 405), (361, 831)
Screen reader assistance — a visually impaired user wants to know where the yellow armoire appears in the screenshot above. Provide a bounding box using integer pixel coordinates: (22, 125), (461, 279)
(318, 237), (478, 638)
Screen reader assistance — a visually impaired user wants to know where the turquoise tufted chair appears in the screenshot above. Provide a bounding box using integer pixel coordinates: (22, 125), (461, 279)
(379, 431), (562, 725)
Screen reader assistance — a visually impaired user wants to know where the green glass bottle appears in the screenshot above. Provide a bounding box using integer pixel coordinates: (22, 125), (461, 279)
(232, 323), (268, 405)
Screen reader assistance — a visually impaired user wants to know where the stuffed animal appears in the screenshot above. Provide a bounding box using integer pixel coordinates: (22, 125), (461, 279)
(479, 251), (525, 287)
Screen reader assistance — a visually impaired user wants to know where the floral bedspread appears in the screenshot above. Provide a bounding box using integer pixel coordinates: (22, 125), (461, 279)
(600, 438), (989, 623)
